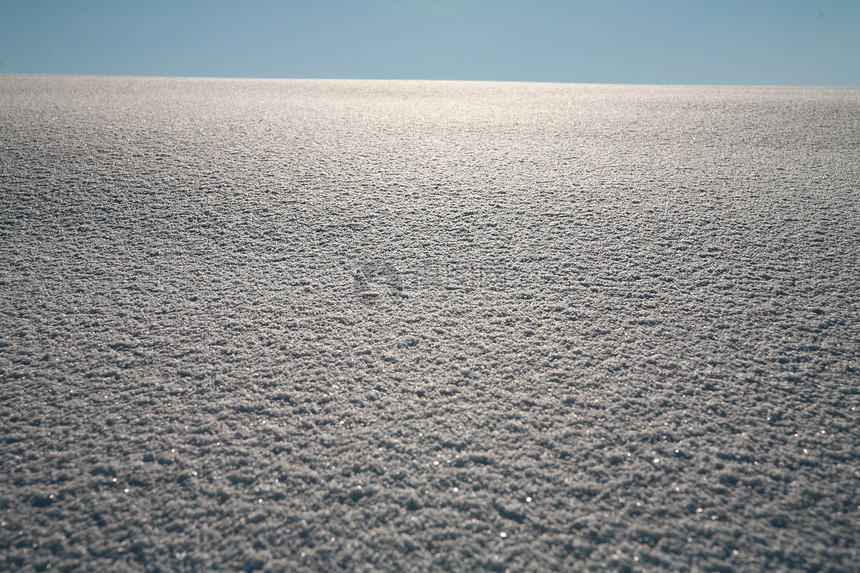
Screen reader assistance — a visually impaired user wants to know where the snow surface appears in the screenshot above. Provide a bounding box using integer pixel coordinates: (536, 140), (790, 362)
(1, 75), (859, 571)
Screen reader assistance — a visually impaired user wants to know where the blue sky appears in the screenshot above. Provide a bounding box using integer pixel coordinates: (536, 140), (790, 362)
(1, 0), (858, 85)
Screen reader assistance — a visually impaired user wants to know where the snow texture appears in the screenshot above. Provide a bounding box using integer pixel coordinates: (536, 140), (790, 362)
(1, 76), (859, 571)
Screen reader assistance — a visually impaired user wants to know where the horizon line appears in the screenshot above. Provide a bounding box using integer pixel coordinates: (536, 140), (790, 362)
(1, 72), (857, 89)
